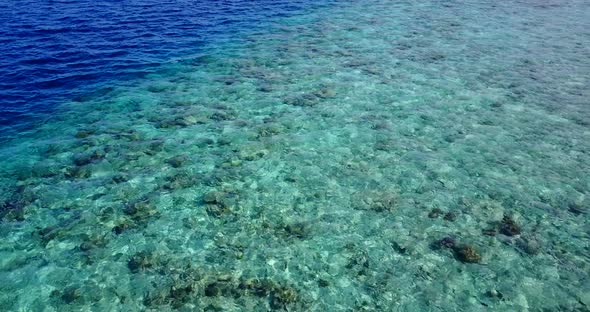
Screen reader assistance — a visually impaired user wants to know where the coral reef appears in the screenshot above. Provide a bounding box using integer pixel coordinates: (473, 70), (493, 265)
(499, 215), (521, 236)
(453, 245), (482, 264)
(0, 0), (589, 310)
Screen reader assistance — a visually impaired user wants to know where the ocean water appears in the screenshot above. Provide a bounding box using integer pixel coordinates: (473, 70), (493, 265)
(1, 0), (589, 311)
(0, 0), (331, 139)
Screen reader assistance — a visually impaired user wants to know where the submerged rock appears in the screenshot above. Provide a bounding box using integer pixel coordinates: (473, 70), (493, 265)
(205, 203), (231, 217)
(391, 241), (408, 254)
(485, 289), (503, 299)
(283, 86), (336, 107)
(283, 93), (319, 107)
(428, 208), (443, 218)
(257, 84), (273, 92)
(270, 286), (299, 309)
(112, 221), (132, 235)
(443, 211), (457, 221)
(128, 251), (157, 273)
(64, 166), (92, 179)
(123, 198), (158, 222)
(176, 115), (198, 127)
(238, 148), (268, 161)
(374, 137), (396, 152)
(75, 129), (93, 139)
(209, 110), (236, 121)
(516, 236), (541, 255)
(482, 228), (497, 236)
(144, 140), (165, 155)
(162, 171), (197, 190)
(60, 285), (82, 304)
(31, 163), (60, 178)
(142, 273), (304, 309)
(431, 236), (456, 250)
(152, 114), (205, 128)
(499, 215), (521, 236)
(167, 154), (189, 168)
(256, 123), (284, 138)
(345, 248), (371, 278)
(142, 264), (204, 308)
(152, 118), (176, 129)
(312, 86), (336, 99)
(453, 245), (482, 263)
(282, 222), (311, 239)
(204, 168), (243, 186)
(78, 233), (108, 252)
(202, 191), (219, 204)
(196, 137), (215, 148)
(568, 202), (587, 215)
(239, 278), (300, 308)
(167, 285), (194, 308)
(432, 237), (482, 263)
(38, 225), (68, 246)
(202, 190), (237, 217)
(73, 149), (105, 166)
(204, 282), (222, 297)
(138, 261), (304, 309)
(0, 199), (25, 222)
(111, 173), (130, 184)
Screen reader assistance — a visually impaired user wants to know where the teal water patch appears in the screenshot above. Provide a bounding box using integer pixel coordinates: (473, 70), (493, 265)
(1, 0), (590, 310)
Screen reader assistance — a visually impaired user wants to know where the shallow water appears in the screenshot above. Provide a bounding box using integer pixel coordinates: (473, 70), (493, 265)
(1, 0), (590, 311)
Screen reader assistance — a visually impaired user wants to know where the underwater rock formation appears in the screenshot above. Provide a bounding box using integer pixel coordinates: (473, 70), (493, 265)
(161, 171), (198, 190)
(453, 245), (482, 263)
(282, 86), (334, 107)
(167, 154), (189, 168)
(428, 208), (443, 218)
(281, 222), (311, 240)
(73, 149), (105, 167)
(0, 199), (25, 222)
(499, 215), (521, 236)
(431, 236), (457, 250)
(432, 237), (482, 263)
(142, 267), (303, 310)
(202, 190), (238, 217)
(128, 251), (159, 273)
(123, 197), (159, 224)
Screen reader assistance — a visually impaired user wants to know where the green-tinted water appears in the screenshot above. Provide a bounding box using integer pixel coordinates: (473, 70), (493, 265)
(1, 0), (589, 310)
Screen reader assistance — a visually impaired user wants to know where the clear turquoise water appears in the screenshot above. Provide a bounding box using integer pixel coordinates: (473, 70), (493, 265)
(1, 0), (590, 311)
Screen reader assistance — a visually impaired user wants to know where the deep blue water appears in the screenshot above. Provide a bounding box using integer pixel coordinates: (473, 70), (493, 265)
(0, 0), (329, 139)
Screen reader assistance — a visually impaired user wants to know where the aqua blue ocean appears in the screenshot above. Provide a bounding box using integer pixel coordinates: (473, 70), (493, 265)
(0, 0), (589, 311)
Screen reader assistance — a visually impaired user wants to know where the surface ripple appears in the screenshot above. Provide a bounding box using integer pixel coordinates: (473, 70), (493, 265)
(0, 0), (327, 138)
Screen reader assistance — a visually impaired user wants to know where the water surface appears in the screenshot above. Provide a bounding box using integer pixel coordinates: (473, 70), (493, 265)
(1, 0), (589, 311)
